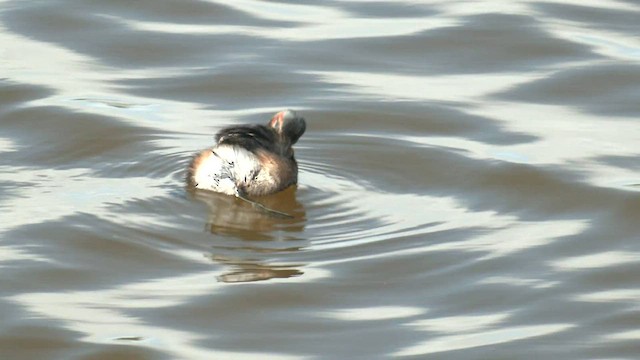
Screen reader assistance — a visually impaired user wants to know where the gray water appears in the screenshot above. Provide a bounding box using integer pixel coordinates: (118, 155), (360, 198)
(1, 1), (640, 359)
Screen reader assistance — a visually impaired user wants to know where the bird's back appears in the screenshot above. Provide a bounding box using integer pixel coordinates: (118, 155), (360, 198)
(187, 144), (261, 196)
(215, 125), (279, 154)
(187, 111), (304, 197)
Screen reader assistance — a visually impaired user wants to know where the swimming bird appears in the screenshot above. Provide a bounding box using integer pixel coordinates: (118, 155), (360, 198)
(187, 110), (306, 199)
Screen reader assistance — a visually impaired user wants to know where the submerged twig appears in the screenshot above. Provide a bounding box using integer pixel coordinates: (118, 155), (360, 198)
(236, 194), (294, 219)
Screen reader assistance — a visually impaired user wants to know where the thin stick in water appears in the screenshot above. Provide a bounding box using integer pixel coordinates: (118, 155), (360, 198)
(236, 194), (294, 219)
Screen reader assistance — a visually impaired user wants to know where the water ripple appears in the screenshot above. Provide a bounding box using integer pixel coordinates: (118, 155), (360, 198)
(1, 0), (639, 358)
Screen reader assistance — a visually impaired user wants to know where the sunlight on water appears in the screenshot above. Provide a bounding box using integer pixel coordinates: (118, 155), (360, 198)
(605, 330), (640, 340)
(303, 170), (515, 251)
(10, 268), (328, 359)
(0, 246), (52, 266)
(408, 313), (509, 333)
(437, 1), (531, 15)
(1, 0), (639, 358)
(548, 26), (640, 60)
(204, 0), (343, 23)
(528, 0), (639, 11)
(552, 251), (640, 270)
(11, 272), (226, 357)
(575, 289), (640, 303)
(427, 220), (587, 259)
(469, 104), (640, 182)
(479, 276), (559, 289)
(396, 134), (532, 163)
(320, 306), (426, 321)
(308, 71), (542, 102)
(0, 23), (220, 136)
(303, 166), (589, 263)
(0, 137), (17, 152)
(119, 16), (456, 40)
(394, 323), (574, 356)
(0, 167), (165, 231)
(398, 105), (640, 172)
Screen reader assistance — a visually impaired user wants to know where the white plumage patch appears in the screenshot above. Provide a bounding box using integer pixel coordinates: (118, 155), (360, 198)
(191, 145), (261, 196)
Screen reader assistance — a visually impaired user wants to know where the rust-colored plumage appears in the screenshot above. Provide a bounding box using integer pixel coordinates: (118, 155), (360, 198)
(187, 110), (306, 197)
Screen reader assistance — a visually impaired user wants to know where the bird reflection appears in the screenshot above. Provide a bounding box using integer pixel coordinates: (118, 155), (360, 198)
(210, 254), (304, 283)
(189, 186), (306, 283)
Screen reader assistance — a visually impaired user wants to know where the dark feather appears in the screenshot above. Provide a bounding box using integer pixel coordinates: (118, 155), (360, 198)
(215, 125), (278, 154)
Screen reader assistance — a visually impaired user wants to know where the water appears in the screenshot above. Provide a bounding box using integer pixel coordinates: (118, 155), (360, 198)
(1, 0), (639, 358)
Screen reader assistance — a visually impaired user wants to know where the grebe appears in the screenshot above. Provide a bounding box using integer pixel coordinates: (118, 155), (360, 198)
(187, 110), (306, 198)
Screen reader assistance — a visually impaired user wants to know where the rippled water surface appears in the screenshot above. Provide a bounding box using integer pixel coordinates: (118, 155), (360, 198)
(2, 0), (640, 358)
